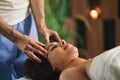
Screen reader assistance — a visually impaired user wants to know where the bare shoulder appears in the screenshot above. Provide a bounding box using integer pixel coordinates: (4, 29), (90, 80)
(59, 67), (90, 80)
(59, 67), (76, 80)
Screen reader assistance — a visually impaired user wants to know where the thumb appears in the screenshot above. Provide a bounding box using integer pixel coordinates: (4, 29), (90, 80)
(45, 36), (50, 44)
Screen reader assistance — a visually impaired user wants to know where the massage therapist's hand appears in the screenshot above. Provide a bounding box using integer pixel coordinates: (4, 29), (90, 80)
(15, 35), (47, 63)
(37, 21), (61, 44)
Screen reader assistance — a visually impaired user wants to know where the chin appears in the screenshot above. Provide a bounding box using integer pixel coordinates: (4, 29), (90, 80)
(72, 47), (78, 53)
(69, 47), (78, 56)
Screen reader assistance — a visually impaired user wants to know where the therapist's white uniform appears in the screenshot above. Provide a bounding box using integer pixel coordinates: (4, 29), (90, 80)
(0, 0), (38, 80)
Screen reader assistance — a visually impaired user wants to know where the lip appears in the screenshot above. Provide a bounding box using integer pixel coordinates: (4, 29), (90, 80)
(64, 44), (69, 50)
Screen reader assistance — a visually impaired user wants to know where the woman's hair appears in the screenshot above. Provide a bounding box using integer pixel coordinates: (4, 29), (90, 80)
(23, 54), (60, 80)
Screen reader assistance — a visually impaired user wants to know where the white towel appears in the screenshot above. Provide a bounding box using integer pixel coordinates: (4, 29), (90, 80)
(89, 46), (120, 80)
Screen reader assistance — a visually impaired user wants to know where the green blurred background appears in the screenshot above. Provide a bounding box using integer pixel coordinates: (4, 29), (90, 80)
(40, 0), (71, 42)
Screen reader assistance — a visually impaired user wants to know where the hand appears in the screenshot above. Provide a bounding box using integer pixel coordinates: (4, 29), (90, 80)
(15, 35), (47, 63)
(38, 23), (61, 44)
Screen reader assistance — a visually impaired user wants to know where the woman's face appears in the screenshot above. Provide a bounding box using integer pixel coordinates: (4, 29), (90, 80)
(46, 40), (79, 68)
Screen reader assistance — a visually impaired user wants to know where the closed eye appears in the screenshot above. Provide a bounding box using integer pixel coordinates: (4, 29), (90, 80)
(50, 45), (58, 51)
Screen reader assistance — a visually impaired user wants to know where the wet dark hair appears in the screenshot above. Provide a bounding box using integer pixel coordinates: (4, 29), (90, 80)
(23, 54), (60, 80)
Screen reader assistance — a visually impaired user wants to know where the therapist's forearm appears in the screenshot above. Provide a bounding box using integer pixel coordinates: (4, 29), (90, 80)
(29, 0), (46, 27)
(0, 18), (23, 43)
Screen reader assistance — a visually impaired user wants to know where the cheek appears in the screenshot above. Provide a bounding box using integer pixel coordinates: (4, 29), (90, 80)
(48, 53), (55, 63)
(66, 47), (78, 53)
(47, 51), (61, 64)
(48, 55), (56, 68)
(48, 54), (63, 69)
(65, 47), (79, 57)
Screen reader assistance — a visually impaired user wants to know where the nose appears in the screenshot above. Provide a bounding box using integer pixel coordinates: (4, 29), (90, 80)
(60, 40), (66, 46)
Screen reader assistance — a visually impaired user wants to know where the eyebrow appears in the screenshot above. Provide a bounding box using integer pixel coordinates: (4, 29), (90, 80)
(47, 44), (53, 50)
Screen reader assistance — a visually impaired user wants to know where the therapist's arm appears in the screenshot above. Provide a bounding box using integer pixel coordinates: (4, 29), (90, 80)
(29, 0), (61, 43)
(29, 0), (45, 25)
(0, 18), (22, 42)
(0, 18), (46, 63)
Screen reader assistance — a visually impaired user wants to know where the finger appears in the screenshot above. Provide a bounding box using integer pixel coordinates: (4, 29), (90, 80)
(31, 42), (47, 54)
(24, 50), (35, 61)
(45, 37), (50, 44)
(53, 32), (61, 42)
(36, 41), (45, 46)
(28, 41), (47, 53)
(24, 46), (46, 58)
(34, 49), (47, 58)
(24, 50), (42, 63)
(27, 37), (45, 47)
(25, 44), (34, 51)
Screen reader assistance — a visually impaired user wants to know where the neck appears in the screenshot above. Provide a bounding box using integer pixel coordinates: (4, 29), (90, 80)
(58, 58), (88, 72)
(57, 58), (92, 79)
(56, 58), (92, 80)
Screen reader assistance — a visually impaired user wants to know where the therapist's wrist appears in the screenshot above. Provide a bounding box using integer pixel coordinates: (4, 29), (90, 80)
(11, 29), (23, 43)
(36, 19), (47, 28)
